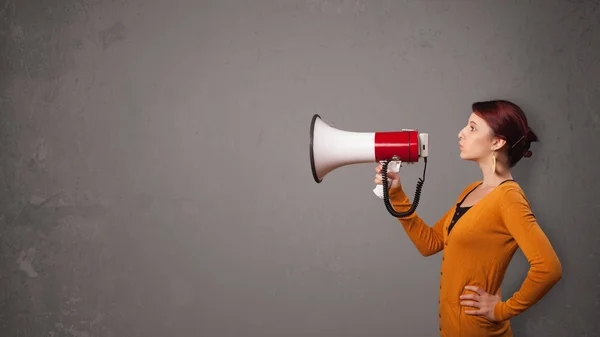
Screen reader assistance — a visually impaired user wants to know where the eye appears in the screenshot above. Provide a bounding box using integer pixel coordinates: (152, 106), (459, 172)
(469, 125), (476, 131)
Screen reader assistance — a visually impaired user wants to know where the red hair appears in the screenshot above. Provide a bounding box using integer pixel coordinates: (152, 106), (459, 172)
(472, 100), (539, 167)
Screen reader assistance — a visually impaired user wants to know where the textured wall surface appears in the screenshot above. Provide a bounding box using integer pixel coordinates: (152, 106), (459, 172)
(1, 0), (599, 336)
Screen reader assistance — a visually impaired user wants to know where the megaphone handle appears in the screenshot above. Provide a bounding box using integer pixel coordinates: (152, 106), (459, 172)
(373, 160), (401, 199)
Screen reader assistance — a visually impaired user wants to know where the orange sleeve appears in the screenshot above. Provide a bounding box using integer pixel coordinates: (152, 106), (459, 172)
(493, 188), (563, 321)
(387, 185), (453, 257)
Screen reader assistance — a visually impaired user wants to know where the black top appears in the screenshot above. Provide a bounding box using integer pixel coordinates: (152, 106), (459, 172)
(447, 180), (514, 234)
(448, 205), (471, 234)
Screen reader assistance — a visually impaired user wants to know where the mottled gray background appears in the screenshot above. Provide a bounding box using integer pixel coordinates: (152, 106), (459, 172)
(1, 0), (598, 336)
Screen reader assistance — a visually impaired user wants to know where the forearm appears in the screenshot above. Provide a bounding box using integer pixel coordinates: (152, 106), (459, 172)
(494, 254), (562, 321)
(388, 186), (445, 257)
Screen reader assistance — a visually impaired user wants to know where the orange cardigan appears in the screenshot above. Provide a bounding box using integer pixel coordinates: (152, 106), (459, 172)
(388, 180), (562, 337)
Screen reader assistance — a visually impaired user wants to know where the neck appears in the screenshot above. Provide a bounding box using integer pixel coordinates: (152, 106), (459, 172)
(479, 161), (513, 188)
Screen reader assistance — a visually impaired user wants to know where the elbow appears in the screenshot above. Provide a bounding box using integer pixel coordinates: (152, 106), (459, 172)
(418, 238), (445, 257)
(530, 257), (563, 290)
(544, 257), (563, 286)
(419, 246), (442, 257)
(550, 259), (563, 284)
(420, 250), (435, 257)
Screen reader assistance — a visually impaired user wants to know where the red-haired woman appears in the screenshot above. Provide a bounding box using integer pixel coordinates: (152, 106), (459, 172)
(374, 100), (562, 337)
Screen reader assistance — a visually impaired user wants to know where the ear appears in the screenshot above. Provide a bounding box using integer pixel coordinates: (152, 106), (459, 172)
(491, 137), (507, 151)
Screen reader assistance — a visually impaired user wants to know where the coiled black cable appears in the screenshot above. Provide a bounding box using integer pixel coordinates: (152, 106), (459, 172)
(381, 157), (427, 218)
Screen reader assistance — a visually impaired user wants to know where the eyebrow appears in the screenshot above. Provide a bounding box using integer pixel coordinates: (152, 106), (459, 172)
(469, 121), (478, 125)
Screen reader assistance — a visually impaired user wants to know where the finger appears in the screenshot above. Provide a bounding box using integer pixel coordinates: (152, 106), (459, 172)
(460, 300), (479, 307)
(464, 286), (485, 296)
(464, 308), (486, 315)
(459, 294), (477, 300)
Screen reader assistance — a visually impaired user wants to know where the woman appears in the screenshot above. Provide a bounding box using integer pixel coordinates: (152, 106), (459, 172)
(374, 100), (562, 336)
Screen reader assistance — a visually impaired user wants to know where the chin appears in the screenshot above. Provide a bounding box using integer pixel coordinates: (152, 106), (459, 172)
(459, 152), (475, 161)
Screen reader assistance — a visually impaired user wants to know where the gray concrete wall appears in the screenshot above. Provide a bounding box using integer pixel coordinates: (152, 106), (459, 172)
(1, 0), (598, 336)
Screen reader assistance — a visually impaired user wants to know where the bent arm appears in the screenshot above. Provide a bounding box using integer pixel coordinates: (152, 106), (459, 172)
(387, 185), (451, 257)
(493, 190), (563, 321)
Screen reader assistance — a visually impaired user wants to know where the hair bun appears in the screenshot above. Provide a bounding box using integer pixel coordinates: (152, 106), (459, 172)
(523, 150), (532, 158)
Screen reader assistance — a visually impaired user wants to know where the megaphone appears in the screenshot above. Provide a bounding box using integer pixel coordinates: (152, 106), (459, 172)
(309, 114), (429, 218)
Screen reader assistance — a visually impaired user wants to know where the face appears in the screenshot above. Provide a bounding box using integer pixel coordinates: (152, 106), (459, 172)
(458, 113), (503, 162)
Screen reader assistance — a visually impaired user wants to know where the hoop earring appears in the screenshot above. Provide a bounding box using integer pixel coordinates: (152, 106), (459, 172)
(492, 151), (497, 174)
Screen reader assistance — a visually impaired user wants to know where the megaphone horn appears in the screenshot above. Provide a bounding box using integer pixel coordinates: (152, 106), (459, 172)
(309, 114), (429, 218)
(309, 114), (428, 182)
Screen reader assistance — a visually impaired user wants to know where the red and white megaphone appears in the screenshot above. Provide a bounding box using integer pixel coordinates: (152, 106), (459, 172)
(309, 114), (429, 217)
